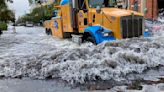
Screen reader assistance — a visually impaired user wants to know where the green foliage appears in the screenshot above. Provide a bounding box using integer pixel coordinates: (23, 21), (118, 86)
(0, 0), (15, 22)
(54, 0), (61, 5)
(0, 9), (15, 22)
(17, 4), (55, 24)
(28, 0), (33, 5)
(0, 22), (8, 30)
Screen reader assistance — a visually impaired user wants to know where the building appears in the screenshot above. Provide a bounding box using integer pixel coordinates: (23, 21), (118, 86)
(111, 0), (163, 19)
(128, 0), (164, 20)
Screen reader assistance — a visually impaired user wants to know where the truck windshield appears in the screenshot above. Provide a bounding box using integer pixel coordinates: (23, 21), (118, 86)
(88, 0), (116, 8)
(52, 10), (59, 17)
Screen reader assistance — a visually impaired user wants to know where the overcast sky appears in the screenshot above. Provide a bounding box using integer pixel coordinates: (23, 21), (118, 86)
(8, 0), (30, 19)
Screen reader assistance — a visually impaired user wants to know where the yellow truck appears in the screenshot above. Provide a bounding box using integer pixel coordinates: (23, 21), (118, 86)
(44, 0), (147, 44)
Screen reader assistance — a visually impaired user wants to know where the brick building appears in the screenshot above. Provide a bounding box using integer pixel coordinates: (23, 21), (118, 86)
(128, 0), (164, 20)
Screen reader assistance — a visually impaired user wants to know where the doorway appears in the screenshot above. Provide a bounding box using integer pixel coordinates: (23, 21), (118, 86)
(158, 0), (164, 15)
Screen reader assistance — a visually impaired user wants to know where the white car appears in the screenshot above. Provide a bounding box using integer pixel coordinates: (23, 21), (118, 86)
(25, 22), (34, 27)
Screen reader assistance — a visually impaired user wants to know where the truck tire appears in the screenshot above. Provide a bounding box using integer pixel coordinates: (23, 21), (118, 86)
(45, 29), (49, 35)
(49, 29), (52, 35)
(45, 29), (52, 35)
(86, 37), (97, 44)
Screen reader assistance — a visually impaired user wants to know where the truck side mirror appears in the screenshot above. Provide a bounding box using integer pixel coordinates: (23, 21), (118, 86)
(96, 6), (101, 13)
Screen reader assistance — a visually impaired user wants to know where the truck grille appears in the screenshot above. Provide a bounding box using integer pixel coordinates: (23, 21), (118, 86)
(121, 16), (143, 38)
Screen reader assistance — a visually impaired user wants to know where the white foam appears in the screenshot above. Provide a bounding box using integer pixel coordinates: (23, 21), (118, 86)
(0, 24), (164, 84)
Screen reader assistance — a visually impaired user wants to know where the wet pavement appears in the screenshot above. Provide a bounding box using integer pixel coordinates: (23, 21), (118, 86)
(0, 78), (79, 92)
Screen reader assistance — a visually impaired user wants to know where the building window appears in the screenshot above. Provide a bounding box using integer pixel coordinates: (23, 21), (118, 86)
(133, 0), (138, 11)
(115, 0), (128, 9)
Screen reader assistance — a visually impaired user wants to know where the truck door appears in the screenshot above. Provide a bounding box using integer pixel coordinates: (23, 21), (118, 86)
(77, 0), (88, 33)
(61, 4), (74, 33)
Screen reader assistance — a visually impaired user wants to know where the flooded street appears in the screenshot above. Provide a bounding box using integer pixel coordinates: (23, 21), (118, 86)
(1, 0), (164, 91)
(0, 26), (164, 92)
(0, 78), (81, 92)
(0, 26), (82, 92)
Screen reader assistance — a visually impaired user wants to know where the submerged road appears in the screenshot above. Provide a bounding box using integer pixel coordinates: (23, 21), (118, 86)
(0, 26), (82, 92)
(0, 26), (164, 92)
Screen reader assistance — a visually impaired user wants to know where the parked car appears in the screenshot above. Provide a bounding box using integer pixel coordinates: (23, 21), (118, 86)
(17, 23), (25, 26)
(25, 22), (34, 27)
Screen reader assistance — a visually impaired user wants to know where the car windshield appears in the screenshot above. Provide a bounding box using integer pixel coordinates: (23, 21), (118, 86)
(88, 0), (116, 8)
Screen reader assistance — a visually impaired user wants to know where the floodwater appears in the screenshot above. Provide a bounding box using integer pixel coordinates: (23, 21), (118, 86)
(0, 78), (80, 92)
(0, 26), (164, 92)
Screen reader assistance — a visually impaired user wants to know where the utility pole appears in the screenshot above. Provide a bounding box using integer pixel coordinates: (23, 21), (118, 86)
(13, 9), (16, 33)
(152, 0), (154, 21)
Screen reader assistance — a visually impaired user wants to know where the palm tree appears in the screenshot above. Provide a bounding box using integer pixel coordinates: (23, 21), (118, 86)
(28, 0), (33, 5)
(0, 9), (15, 22)
(0, 0), (15, 22)
(28, 0), (41, 5)
(0, 0), (13, 9)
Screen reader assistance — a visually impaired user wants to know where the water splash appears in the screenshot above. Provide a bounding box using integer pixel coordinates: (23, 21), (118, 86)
(0, 26), (164, 85)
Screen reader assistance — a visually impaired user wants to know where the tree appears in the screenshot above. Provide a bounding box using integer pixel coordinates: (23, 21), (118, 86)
(18, 0), (61, 24)
(17, 4), (55, 24)
(28, 0), (42, 5)
(0, 0), (14, 30)
(0, 9), (15, 22)
(28, 0), (33, 5)
(0, 0), (15, 22)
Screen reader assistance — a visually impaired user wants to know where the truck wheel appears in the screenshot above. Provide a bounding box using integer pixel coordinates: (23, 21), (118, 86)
(49, 29), (52, 35)
(86, 37), (97, 44)
(45, 29), (49, 35)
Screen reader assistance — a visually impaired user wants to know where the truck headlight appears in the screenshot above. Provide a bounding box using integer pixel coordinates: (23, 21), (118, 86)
(102, 32), (113, 37)
(103, 33), (109, 36)
(145, 29), (149, 32)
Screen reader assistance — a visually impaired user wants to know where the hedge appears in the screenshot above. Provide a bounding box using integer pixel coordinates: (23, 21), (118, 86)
(0, 22), (8, 30)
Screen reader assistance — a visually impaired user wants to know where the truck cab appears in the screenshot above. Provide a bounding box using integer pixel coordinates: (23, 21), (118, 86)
(44, 0), (145, 44)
